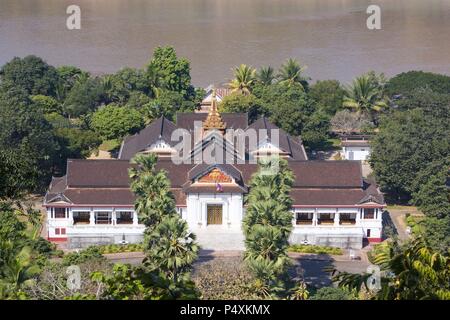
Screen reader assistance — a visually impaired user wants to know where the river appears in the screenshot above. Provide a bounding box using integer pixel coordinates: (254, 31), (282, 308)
(1, 0), (449, 86)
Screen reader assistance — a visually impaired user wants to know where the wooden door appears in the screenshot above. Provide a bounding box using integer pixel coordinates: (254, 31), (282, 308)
(207, 204), (222, 225)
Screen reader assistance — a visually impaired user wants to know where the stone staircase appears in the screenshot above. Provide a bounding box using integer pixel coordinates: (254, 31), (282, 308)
(191, 226), (245, 251)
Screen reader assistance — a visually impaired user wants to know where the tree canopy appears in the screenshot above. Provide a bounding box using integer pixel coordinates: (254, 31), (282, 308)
(91, 104), (144, 141)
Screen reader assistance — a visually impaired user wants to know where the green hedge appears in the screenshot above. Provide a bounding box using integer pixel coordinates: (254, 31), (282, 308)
(96, 243), (144, 254)
(288, 244), (343, 255)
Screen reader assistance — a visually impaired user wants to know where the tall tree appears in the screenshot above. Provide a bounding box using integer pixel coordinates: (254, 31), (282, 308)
(229, 64), (256, 95)
(309, 80), (345, 116)
(129, 154), (177, 230)
(146, 46), (194, 99)
(0, 85), (60, 196)
(243, 157), (294, 297)
(277, 58), (309, 90)
(256, 66), (275, 86)
(0, 55), (60, 97)
(370, 109), (449, 202)
(128, 153), (199, 298)
(219, 93), (265, 123)
(386, 70), (450, 97)
(91, 104), (144, 141)
(343, 73), (388, 123)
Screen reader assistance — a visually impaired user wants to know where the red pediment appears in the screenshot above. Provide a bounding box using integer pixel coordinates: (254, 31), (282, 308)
(198, 168), (232, 183)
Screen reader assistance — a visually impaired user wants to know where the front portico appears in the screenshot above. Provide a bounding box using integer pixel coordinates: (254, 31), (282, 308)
(185, 193), (244, 231)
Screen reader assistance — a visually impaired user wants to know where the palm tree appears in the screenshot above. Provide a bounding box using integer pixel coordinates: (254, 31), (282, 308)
(343, 74), (388, 123)
(256, 66), (275, 85)
(144, 216), (199, 283)
(129, 153), (177, 230)
(277, 58), (309, 90)
(243, 157), (294, 297)
(229, 64), (256, 95)
(0, 243), (39, 299)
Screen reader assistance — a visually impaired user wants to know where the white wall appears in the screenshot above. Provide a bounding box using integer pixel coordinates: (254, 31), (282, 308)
(186, 193), (243, 230)
(343, 146), (371, 161)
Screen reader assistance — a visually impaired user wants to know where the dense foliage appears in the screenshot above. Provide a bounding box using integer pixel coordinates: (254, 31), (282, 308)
(242, 157), (294, 298)
(386, 71), (450, 97)
(333, 238), (450, 300)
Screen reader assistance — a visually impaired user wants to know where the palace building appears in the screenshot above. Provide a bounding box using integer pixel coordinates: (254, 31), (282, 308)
(44, 92), (385, 250)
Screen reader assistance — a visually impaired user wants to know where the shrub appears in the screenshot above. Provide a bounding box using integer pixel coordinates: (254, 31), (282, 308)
(309, 286), (351, 300)
(62, 246), (105, 266)
(192, 258), (262, 300)
(288, 244), (343, 255)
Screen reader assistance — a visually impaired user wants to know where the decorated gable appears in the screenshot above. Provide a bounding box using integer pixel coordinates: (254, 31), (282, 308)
(198, 168), (232, 183)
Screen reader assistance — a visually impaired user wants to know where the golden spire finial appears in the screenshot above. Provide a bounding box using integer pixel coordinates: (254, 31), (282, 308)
(204, 86), (226, 130)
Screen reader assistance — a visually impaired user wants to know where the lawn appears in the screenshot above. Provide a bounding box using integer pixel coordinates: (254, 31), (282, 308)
(99, 139), (121, 152)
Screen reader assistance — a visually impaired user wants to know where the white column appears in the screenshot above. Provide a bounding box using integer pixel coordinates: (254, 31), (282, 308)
(133, 211), (138, 226)
(355, 208), (361, 226)
(68, 208), (74, 226)
(112, 209), (117, 225)
(90, 209), (95, 225)
(334, 210), (340, 226)
(313, 209), (318, 226)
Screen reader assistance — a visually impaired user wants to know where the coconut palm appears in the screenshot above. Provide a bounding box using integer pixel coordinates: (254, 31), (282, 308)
(144, 216), (199, 282)
(256, 66), (275, 85)
(277, 58), (309, 90)
(343, 74), (388, 122)
(229, 64), (256, 95)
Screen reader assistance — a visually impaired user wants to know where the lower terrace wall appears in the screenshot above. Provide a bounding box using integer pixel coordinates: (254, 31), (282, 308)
(68, 233), (144, 249)
(289, 232), (363, 249)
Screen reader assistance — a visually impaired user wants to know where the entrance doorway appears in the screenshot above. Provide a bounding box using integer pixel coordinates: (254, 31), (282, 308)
(207, 204), (223, 225)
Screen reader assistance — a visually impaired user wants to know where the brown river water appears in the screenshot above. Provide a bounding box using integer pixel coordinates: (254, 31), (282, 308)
(1, 0), (450, 86)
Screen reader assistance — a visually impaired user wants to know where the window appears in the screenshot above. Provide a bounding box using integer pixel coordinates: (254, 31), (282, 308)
(117, 211), (133, 224)
(318, 213), (334, 224)
(54, 207), (66, 218)
(367, 229), (371, 237)
(61, 228), (66, 235)
(296, 212), (313, 225)
(73, 211), (90, 224)
(55, 228), (60, 235)
(340, 212), (356, 224)
(364, 208), (375, 219)
(95, 212), (111, 224)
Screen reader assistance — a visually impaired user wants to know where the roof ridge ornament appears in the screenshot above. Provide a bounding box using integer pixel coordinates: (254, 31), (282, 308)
(203, 88), (226, 130)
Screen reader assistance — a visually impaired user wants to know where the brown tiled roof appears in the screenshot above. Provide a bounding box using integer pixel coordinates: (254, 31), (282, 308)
(290, 189), (365, 206)
(235, 161), (363, 188)
(288, 161), (363, 188)
(119, 116), (178, 160)
(246, 117), (308, 160)
(45, 158), (383, 207)
(67, 159), (132, 188)
(64, 188), (135, 205)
